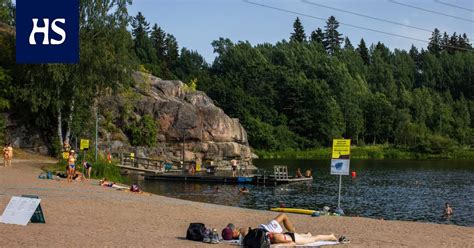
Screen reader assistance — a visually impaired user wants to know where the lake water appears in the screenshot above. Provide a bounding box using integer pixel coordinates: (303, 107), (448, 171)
(128, 159), (474, 227)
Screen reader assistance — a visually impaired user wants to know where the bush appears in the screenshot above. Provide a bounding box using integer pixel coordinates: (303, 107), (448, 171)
(126, 114), (158, 147)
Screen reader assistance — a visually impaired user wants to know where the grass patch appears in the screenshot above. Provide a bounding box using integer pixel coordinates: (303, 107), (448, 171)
(43, 153), (128, 184)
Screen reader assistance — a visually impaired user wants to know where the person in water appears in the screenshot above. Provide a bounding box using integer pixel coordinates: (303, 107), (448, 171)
(239, 187), (249, 193)
(236, 213), (349, 245)
(444, 202), (453, 216)
(296, 168), (303, 178)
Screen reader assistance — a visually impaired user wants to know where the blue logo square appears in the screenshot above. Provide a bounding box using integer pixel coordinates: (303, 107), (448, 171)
(16, 0), (79, 63)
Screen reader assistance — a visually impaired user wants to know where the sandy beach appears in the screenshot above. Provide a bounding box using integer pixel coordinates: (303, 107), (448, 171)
(0, 153), (473, 247)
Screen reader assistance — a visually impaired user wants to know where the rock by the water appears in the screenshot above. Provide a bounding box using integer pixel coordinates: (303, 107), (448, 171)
(101, 72), (255, 169)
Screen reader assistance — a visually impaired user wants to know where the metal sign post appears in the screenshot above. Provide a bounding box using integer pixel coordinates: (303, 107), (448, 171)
(330, 139), (351, 209)
(337, 175), (342, 208)
(80, 139), (90, 175)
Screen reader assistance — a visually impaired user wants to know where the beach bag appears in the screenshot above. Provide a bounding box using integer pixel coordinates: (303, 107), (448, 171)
(186, 223), (206, 241)
(243, 228), (270, 248)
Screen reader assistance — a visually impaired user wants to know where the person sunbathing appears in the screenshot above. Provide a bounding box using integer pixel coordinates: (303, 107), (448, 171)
(99, 178), (115, 187)
(238, 213), (349, 245)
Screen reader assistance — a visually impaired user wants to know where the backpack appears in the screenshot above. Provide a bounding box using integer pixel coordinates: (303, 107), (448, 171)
(243, 228), (270, 248)
(186, 223), (206, 241)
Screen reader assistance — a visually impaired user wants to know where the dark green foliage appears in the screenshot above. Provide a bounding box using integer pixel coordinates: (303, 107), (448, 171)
(310, 28), (324, 44)
(324, 16), (342, 54)
(357, 39), (370, 65)
(290, 17), (306, 43)
(131, 12), (156, 63)
(0, 4), (472, 158)
(126, 114), (158, 147)
(0, 0), (15, 26)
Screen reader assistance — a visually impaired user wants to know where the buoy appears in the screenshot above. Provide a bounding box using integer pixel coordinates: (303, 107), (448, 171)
(351, 171), (356, 178)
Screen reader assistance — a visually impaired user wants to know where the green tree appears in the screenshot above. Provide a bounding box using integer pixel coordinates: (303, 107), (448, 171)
(310, 27), (324, 44)
(290, 17), (306, 43)
(0, 0), (15, 26)
(150, 24), (167, 62)
(324, 16), (342, 55)
(126, 114), (158, 147)
(428, 28), (442, 55)
(356, 39), (370, 65)
(165, 33), (179, 71)
(131, 12), (156, 63)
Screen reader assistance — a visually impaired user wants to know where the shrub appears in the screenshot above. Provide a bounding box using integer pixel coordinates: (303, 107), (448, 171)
(126, 114), (159, 147)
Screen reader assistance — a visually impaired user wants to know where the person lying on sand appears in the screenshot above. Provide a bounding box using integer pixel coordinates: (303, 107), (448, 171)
(235, 213), (349, 245)
(99, 178), (115, 187)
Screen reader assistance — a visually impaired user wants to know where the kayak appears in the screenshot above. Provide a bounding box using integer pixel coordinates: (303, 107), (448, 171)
(270, 208), (318, 215)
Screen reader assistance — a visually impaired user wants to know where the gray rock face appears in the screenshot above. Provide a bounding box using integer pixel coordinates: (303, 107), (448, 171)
(102, 72), (255, 169)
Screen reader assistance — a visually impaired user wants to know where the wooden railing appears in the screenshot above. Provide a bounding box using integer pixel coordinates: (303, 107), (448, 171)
(114, 153), (180, 173)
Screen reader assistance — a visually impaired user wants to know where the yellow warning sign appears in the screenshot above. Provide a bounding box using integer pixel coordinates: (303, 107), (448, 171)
(80, 139), (90, 150)
(196, 163), (201, 172)
(332, 139), (351, 159)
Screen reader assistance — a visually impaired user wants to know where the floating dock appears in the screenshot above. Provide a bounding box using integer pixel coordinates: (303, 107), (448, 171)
(115, 153), (313, 185)
(144, 173), (313, 185)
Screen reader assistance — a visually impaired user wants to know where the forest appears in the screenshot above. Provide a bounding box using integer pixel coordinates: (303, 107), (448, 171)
(0, 0), (472, 158)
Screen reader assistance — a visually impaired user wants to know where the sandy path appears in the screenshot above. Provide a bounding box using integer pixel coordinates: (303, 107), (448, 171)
(0, 155), (473, 247)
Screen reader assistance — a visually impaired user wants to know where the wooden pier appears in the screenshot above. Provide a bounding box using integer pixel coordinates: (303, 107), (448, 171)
(144, 173), (312, 185)
(115, 153), (313, 185)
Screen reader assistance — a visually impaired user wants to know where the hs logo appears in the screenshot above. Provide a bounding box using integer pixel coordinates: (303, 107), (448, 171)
(29, 18), (66, 45)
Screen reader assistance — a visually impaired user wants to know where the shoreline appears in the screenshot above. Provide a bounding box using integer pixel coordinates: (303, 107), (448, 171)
(0, 155), (473, 247)
(255, 145), (474, 160)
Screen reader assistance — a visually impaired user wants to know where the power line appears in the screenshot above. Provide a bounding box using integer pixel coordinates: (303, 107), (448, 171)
(302, 0), (432, 33)
(242, 0), (473, 52)
(434, 0), (474, 12)
(388, 0), (474, 23)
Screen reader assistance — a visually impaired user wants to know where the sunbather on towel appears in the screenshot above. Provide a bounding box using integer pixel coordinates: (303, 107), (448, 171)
(239, 213), (348, 245)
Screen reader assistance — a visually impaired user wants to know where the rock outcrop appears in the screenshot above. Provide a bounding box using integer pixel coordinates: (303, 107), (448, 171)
(100, 72), (255, 169)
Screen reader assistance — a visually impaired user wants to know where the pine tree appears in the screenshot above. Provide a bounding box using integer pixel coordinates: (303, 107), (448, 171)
(150, 24), (167, 61)
(290, 17), (306, 43)
(310, 28), (324, 44)
(131, 12), (156, 63)
(324, 16), (343, 54)
(448, 32), (459, 53)
(457, 33), (472, 51)
(428, 28), (442, 55)
(441, 32), (450, 51)
(356, 38), (370, 65)
(343, 37), (353, 50)
(462, 33), (471, 48)
(165, 34), (179, 69)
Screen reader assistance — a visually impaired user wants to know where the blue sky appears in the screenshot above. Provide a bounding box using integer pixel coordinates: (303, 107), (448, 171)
(128, 0), (473, 62)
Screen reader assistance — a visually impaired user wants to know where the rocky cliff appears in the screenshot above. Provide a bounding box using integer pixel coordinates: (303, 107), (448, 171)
(100, 72), (255, 169)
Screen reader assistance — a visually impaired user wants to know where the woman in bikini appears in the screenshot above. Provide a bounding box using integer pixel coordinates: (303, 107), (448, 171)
(239, 213), (349, 245)
(67, 150), (76, 182)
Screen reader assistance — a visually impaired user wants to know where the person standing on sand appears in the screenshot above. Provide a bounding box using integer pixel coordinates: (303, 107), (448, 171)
(67, 150), (76, 182)
(83, 161), (92, 179)
(3, 143), (13, 167)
